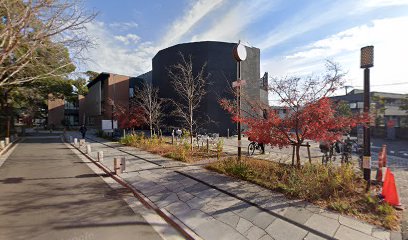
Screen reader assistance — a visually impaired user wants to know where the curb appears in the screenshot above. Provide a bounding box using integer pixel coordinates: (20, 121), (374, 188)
(66, 137), (202, 240)
(0, 137), (22, 156)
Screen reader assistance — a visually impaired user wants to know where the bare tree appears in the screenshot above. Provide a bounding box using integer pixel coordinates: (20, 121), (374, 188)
(133, 81), (163, 137)
(168, 53), (208, 148)
(0, 0), (96, 87)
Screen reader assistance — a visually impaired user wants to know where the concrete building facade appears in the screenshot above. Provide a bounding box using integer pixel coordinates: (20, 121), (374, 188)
(152, 41), (268, 135)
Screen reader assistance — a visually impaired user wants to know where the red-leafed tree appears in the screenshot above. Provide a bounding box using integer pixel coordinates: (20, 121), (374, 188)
(221, 61), (367, 166)
(111, 100), (145, 130)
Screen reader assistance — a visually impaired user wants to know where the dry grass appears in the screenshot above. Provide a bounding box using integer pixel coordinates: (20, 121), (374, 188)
(207, 156), (400, 230)
(119, 133), (222, 163)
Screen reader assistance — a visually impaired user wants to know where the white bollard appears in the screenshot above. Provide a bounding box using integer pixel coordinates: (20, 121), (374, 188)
(120, 157), (126, 172)
(74, 138), (78, 145)
(114, 158), (120, 174)
(5, 137), (9, 146)
(0, 140), (5, 149)
(86, 144), (91, 154)
(97, 151), (103, 162)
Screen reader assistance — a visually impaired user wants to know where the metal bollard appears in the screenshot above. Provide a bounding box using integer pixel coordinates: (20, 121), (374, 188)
(69, 136), (73, 143)
(5, 137), (9, 146)
(206, 138), (209, 153)
(97, 151), (103, 162)
(86, 144), (91, 154)
(227, 128), (229, 139)
(0, 140), (5, 149)
(74, 138), (78, 145)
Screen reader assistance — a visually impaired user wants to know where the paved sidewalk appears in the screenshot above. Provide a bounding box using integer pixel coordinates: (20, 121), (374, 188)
(71, 133), (402, 240)
(0, 136), (176, 240)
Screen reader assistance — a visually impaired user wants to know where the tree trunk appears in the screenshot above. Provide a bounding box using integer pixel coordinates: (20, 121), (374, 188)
(296, 144), (301, 167)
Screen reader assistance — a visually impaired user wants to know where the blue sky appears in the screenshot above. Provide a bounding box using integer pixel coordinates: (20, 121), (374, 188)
(81, 0), (408, 95)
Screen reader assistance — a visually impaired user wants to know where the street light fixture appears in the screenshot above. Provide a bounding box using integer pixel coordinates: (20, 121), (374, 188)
(232, 41), (247, 162)
(360, 45), (374, 191)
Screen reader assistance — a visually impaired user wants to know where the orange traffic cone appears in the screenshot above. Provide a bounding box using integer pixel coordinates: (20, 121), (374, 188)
(381, 168), (403, 209)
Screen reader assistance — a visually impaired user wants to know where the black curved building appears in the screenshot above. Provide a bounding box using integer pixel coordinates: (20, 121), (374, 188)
(152, 41), (268, 135)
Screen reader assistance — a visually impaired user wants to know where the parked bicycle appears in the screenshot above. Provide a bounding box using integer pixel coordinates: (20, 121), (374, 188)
(247, 141), (265, 156)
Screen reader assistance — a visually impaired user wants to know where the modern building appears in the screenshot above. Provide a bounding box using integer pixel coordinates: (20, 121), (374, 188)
(331, 89), (408, 139)
(47, 96), (79, 128)
(81, 72), (132, 128)
(152, 41), (268, 135)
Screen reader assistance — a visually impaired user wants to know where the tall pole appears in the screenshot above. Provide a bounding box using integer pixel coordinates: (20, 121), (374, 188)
(233, 41), (247, 163)
(237, 61), (242, 162)
(363, 68), (371, 190)
(360, 45), (374, 191)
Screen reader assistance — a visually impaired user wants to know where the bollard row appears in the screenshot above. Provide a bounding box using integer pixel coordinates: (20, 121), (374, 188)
(69, 135), (126, 176)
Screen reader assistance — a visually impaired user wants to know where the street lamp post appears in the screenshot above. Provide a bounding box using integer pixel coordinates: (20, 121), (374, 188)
(232, 41), (247, 162)
(360, 45), (374, 191)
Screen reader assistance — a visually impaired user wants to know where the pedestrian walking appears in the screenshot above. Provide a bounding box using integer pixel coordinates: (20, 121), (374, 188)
(79, 125), (87, 139)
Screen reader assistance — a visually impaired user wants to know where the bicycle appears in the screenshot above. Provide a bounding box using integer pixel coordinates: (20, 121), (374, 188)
(248, 141), (263, 156)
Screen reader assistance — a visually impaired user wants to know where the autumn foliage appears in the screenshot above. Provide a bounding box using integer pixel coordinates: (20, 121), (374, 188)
(221, 61), (368, 166)
(113, 102), (145, 130)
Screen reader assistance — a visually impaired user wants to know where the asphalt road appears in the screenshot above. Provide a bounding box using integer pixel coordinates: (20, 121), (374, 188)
(0, 136), (164, 240)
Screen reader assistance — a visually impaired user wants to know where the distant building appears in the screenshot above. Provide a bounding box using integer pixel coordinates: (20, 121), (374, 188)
(47, 96), (79, 128)
(77, 41), (268, 135)
(331, 89), (408, 127)
(81, 73), (133, 128)
(152, 41), (268, 135)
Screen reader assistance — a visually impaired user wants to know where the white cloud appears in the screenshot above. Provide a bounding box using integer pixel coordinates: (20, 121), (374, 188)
(158, 0), (226, 48)
(262, 16), (408, 94)
(191, 0), (277, 43)
(114, 33), (141, 45)
(81, 21), (155, 76)
(108, 21), (139, 30)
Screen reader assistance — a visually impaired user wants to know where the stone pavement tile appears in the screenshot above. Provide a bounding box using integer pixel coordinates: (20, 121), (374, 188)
(253, 212), (276, 229)
(236, 206), (264, 222)
(284, 206), (314, 224)
(303, 232), (326, 240)
(193, 219), (247, 240)
(155, 193), (179, 208)
(265, 219), (308, 240)
(208, 194), (241, 210)
(149, 192), (172, 203)
(372, 227), (391, 240)
(165, 201), (191, 216)
(258, 235), (274, 240)
(183, 182), (209, 194)
(141, 184), (168, 197)
(186, 197), (211, 210)
(176, 190), (195, 202)
(213, 211), (240, 228)
(319, 210), (339, 220)
(339, 215), (373, 235)
(194, 188), (221, 199)
(236, 217), (254, 234)
(390, 231), (402, 240)
(174, 209), (213, 230)
(245, 225), (267, 240)
(334, 225), (378, 240)
(304, 213), (340, 237)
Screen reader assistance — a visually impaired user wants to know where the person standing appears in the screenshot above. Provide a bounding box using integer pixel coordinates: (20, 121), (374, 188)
(79, 125), (87, 139)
